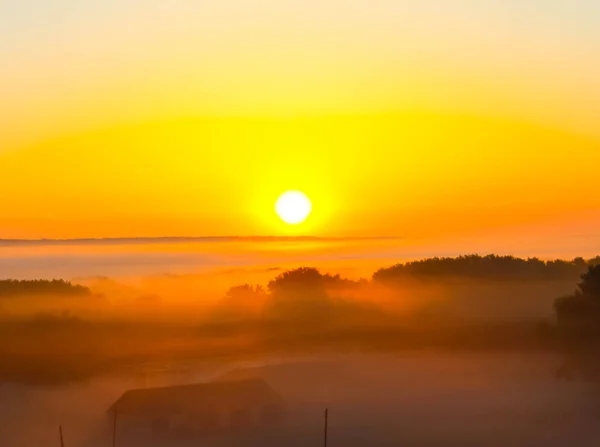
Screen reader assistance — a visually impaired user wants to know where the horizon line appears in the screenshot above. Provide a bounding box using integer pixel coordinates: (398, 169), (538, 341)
(0, 236), (404, 247)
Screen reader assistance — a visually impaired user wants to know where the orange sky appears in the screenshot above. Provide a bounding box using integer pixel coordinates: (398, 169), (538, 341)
(1, 1), (600, 248)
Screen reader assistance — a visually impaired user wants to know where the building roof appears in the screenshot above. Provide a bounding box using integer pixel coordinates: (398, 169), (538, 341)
(109, 379), (283, 415)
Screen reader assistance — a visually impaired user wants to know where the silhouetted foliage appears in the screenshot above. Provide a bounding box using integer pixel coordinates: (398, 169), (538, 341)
(264, 268), (332, 324)
(203, 271), (374, 337)
(554, 293), (598, 322)
(0, 258), (581, 385)
(225, 284), (266, 301)
(0, 279), (91, 298)
(589, 256), (600, 266)
(205, 284), (267, 332)
(267, 267), (328, 296)
(555, 265), (600, 327)
(321, 273), (365, 291)
(373, 254), (596, 283)
(267, 267), (362, 295)
(577, 264), (600, 297)
(553, 265), (600, 380)
(262, 268), (372, 330)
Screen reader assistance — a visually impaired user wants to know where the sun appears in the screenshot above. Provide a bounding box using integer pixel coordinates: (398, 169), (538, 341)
(275, 190), (312, 225)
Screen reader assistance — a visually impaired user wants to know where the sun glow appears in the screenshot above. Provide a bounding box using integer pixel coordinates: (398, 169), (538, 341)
(275, 191), (312, 225)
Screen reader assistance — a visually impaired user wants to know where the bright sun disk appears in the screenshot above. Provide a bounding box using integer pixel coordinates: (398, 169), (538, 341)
(275, 191), (312, 225)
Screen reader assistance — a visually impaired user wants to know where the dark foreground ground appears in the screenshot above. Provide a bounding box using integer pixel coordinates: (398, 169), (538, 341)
(2, 351), (600, 447)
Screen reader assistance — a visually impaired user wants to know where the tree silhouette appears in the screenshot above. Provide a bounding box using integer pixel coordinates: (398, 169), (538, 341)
(555, 264), (600, 325)
(0, 279), (91, 298)
(267, 267), (327, 296)
(225, 284), (266, 301)
(554, 265), (600, 380)
(373, 254), (595, 283)
(577, 264), (600, 298)
(264, 268), (334, 325)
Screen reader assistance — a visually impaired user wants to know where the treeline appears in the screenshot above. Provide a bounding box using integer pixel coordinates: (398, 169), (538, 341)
(0, 279), (91, 298)
(550, 264), (600, 379)
(2, 255), (599, 301)
(211, 267), (372, 327)
(373, 254), (600, 283)
(5, 258), (600, 385)
(555, 264), (600, 339)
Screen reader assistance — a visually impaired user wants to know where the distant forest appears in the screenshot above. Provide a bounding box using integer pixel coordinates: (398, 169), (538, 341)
(0, 279), (91, 298)
(1, 255), (599, 299)
(373, 255), (600, 282)
(3, 254), (600, 384)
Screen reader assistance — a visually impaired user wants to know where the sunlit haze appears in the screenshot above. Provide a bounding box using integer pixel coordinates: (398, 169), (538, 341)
(4, 4), (600, 447)
(1, 1), (600, 254)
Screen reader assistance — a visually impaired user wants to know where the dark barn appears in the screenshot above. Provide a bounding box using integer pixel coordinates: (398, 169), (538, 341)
(108, 379), (285, 444)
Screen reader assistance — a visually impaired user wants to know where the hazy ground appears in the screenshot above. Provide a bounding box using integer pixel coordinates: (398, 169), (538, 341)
(1, 241), (598, 446)
(2, 351), (600, 447)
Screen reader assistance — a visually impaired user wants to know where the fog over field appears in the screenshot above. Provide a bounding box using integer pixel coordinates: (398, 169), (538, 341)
(1, 240), (600, 446)
(4, 0), (600, 444)
(3, 353), (600, 447)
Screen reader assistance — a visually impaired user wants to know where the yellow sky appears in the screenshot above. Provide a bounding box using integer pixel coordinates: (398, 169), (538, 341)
(1, 1), (600, 242)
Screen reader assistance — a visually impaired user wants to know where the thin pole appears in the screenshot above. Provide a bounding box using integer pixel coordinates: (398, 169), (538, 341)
(324, 408), (328, 447)
(112, 411), (117, 447)
(59, 425), (65, 447)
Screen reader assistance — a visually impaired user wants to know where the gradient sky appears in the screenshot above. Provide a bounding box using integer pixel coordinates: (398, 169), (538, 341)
(1, 1), (600, 249)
